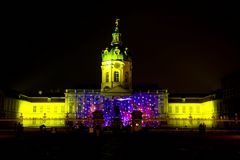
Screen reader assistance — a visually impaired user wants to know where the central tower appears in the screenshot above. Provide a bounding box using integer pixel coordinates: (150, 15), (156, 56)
(100, 19), (132, 96)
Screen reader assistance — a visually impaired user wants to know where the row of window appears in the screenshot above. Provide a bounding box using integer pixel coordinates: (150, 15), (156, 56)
(106, 71), (119, 82)
(33, 106), (65, 113)
(3, 98), (17, 111)
(168, 106), (201, 114)
(106, 71), (129, 82)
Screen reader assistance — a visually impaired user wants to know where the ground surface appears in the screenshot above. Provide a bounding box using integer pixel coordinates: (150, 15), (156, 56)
(0, 129), (240, 160)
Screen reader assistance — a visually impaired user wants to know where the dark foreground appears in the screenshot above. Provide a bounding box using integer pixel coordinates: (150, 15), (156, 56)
(1, 129), (240, 160)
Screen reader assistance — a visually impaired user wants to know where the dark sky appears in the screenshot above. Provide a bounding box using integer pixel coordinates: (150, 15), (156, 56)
(2, 1), (240, 94)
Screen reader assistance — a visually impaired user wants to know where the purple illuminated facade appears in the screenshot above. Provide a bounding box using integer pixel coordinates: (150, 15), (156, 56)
(65, 89), (168, 127)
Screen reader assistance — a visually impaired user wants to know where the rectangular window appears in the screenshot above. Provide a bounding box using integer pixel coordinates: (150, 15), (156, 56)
(33, 106), (36, 112)
(189, 106), (193, 113)
(196, 106), (200, 113)
(175, 106), (179, 113)
(54, 106), (57, 113)
(40, 106), (43, 113)
(61, 105), (65, 113)
(32, 119), (36, 125)
(168, 106), (172, 113)
(106, 72), (109, 82)
(182, 106), (186, 113)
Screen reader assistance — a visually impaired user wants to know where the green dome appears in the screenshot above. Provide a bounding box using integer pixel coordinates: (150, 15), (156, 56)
(102, 45), (131, 62)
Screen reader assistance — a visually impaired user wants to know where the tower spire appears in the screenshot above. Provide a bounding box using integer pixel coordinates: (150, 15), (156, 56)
(101, 18), (132, 94)
(115, 18), (120, 30)
(111, 18), (121, 45)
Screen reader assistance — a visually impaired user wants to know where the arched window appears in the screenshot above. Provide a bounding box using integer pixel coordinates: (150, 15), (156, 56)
(106, 72), (109, 82)
(114, 71), (119, 82)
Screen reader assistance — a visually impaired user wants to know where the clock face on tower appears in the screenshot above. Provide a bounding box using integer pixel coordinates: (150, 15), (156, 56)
(114, 63), (120, 68)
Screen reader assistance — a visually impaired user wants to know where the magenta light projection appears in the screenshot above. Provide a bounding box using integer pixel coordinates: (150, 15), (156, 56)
(76, 92), (161, 127)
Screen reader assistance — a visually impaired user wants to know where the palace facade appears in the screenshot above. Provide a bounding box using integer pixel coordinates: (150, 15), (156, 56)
(1, 19), (234, 129)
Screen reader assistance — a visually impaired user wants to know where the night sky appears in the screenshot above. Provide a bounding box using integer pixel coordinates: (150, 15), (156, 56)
(2, 1), (240, 94)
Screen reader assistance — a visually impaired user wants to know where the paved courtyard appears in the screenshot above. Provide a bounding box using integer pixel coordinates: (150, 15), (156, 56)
(0, 129), (240, 160)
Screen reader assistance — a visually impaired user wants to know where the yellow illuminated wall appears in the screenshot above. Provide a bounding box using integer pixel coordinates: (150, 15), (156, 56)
(17, 100), (66, 127)
(168, 100), (217, 119)
(10, 95), (221, 128)
(167, 100), (219, 128)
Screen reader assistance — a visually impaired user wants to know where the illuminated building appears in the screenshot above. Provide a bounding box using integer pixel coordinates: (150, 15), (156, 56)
(0, 19), (226, 129)
(167, 93), (222, 128)
(221, 70), (240, 120)
(65, 19), (168, 127)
